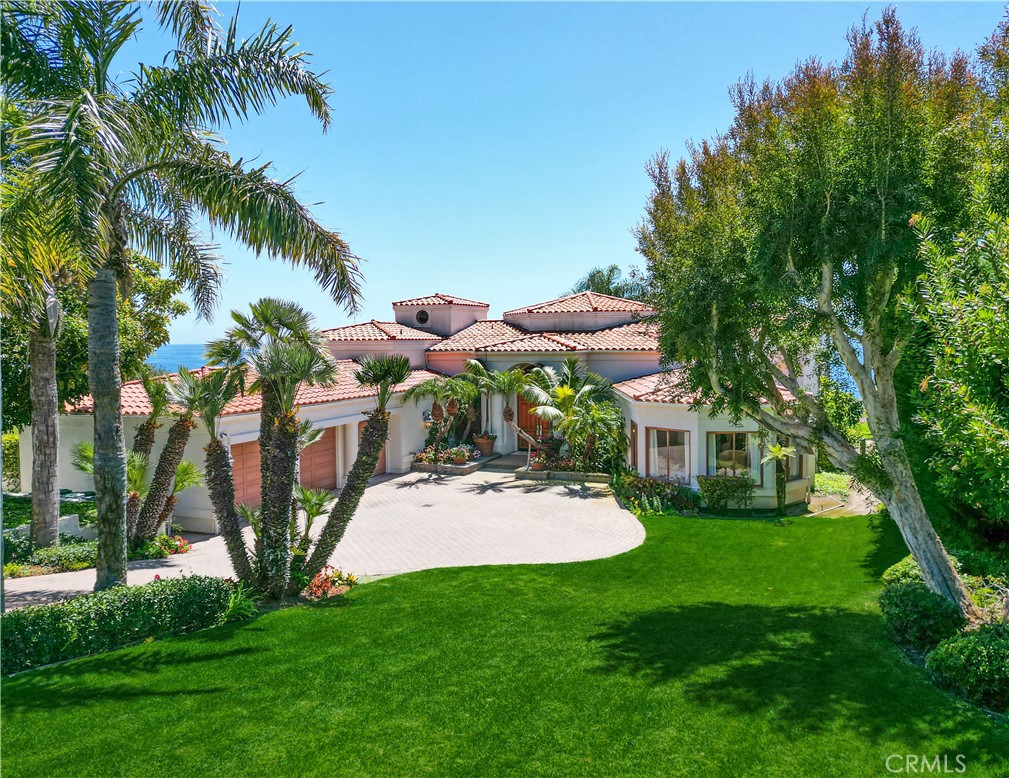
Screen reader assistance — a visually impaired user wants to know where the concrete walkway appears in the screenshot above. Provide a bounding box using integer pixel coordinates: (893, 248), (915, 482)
(4, 471), (644, 610)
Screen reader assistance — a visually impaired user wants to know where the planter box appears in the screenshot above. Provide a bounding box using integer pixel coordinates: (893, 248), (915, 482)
(515, 467), (550, 480)
(412, 456), (501, 476)
(548, 471), (611, 484)
(10, 513), (97, 541)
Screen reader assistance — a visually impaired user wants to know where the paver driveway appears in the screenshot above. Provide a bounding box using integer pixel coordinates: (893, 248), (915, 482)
(4, 471), (644, 609)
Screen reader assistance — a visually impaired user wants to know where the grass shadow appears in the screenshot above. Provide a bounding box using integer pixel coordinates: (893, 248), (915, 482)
(861, 511), (909, 580)
(588, 602), (1009, 761)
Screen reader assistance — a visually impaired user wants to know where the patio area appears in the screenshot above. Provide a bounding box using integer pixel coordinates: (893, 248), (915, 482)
(3, 471), (644, 610)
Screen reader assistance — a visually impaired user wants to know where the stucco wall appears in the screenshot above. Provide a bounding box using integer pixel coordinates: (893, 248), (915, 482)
(392, 304), (488, 337)
(619, 397), (814, 509)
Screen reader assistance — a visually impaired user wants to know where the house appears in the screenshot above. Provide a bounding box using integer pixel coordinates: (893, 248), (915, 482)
(18, 291), (815, 531)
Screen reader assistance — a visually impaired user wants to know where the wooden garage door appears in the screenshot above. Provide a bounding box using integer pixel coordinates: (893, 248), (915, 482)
(300, 426), (337, 490)
(231, 440), (261, 507)
(359, 421), (386, 476)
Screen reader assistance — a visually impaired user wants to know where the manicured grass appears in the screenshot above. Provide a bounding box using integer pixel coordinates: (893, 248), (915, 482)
(4, 513), (1008, 777)
(2, 495), (97, 529)
(814, 471), (852, 497)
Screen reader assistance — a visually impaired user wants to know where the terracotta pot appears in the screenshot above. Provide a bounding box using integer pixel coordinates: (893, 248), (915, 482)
(452, 454), (468, 465)
(530, 461), (546, 471)
(474, 437), (496, 457)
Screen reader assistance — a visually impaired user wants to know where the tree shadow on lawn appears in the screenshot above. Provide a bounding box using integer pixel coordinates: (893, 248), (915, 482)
(589, 602), (1009, 761)
(860, 511), (910, 580)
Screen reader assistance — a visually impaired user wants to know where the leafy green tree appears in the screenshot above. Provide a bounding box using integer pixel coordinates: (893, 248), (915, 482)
(4, 2), (360, 590)
(567, 264), (647, 301)
(912, 215), (1009, 533)
(636, 10), (995, 618)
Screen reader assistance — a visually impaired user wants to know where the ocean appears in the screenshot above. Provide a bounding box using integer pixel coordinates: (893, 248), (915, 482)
(146, 344), (208, 372)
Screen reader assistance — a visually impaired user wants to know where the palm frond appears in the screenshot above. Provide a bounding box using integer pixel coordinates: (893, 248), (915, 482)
(171, 459), (205, 493)
(70, 440), (95, 474)
(151, 0), (220, 58)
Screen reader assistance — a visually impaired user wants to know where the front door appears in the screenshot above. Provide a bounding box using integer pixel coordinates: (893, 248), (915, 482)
(516, 394), (550, 450)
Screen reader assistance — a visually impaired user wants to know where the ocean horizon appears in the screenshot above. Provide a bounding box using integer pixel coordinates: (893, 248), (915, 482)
(146, 344), (208, 372)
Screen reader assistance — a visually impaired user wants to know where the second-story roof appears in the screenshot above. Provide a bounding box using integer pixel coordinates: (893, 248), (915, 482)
(320, 320), (441, 342)
(503, 291), (655, 316)
(391, 293), (490, 308)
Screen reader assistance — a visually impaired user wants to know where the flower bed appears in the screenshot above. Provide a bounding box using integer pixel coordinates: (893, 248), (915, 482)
(3, 534), (192, 579)
(612, 473), (702, 515)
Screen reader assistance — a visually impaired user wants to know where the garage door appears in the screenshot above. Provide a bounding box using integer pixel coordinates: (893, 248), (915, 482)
(359, 421), (386, 476)
(231, 440), (262, 507)
(300, 426), (338, 490)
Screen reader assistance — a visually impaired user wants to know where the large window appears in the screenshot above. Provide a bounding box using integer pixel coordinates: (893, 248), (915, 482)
(647, 428), (689, 480)
(707, 432), (761, 483)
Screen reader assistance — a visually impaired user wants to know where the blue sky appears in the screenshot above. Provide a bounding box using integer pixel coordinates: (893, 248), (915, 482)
(130, 2), (1005, 343)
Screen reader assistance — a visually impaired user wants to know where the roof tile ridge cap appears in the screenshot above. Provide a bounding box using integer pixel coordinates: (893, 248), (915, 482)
(474, 332), (542, 350)
(541, 332), (583, 350)
(370, 320), (398, 340)
(585, 290), (597, 310)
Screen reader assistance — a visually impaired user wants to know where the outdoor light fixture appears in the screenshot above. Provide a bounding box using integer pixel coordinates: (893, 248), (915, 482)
(422, 410), (433, 428)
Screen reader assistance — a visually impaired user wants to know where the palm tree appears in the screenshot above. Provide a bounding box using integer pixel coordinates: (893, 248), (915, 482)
(131, 370), (171, 458)
(134, 376), (198, 543)
(567, 264), (647, 301)
(208, 299), (336, 598)
(403, 377), (452, 448)
(300, 355), (411, 591)
(155, 459), (204, 534)
(72, 442), (151, 535)
(463, 361), (546, 449)
(6, 2), (361, 590)
(293, 485), (330, 555)
(170, 367), (254, 583)
(761, 442), (797, 515)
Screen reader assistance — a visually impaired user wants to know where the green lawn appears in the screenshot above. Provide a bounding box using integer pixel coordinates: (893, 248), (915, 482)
(4, 513), (1008, 777)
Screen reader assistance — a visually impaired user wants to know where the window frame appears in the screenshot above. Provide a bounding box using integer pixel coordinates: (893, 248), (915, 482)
(645, 427), (690, 481)
(706, 431), (764, 486)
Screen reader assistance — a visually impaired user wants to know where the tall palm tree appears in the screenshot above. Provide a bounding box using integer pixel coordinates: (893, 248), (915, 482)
(170, 367), (254, 583)
(5, 3), (361, 590)
(299, 355), (411, 591)
(463, 361), (542, 448)
(403, 377), (452, 448)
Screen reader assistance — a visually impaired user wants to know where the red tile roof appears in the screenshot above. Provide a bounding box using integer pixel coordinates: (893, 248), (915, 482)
(613, 370), (797, 405)
(503, 291), (655, 316)
(428, 319), (659, 354)
(66, 361), (441, 417)
(426, 320), (528, 352)
(321, 320), (441, 342)
(391, 293), (489, 307)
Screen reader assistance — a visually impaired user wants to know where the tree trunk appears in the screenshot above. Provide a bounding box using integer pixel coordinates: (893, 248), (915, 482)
(29, 326), (59, 547)
(877, 442), (981, 620)
(297, 409), (389, 593)
(135, 416), (194, 541)
(89, 268), (127, 590)
(132, 416), (161, 459)
(204, 437), (253, 583)
(258, 411), (298, 599)
(126, 491), (142, 539)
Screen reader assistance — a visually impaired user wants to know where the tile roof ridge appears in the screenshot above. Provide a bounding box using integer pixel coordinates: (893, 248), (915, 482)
(370, 320), (398, 339)
(540, 333), (583, 350)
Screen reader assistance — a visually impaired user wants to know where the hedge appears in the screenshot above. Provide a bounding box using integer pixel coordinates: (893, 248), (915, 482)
(1, 575), (232, 674)
(878, 580), (966, 652)
(926, 623), (1009, 712)
(696, 475), (755, 511)
(2, 433), (19, 491)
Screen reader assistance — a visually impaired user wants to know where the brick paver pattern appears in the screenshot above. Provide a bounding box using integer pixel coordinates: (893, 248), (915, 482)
(4, 471), (644, 610)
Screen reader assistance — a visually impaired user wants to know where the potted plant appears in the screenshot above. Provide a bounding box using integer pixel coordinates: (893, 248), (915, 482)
(538, 436), (562, 458)
(450, 446), (469, 465)
(529, 451), (548, 471)
(473, 432), (497, 457)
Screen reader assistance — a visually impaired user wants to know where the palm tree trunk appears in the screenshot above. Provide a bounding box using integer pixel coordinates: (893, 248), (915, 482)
(29, 326), (59, 547)
(135, 416), (194, 541)
(204, 437), (254, 583)
(89, 267), (128, 590)
(132, 416), (161, 459)
(297, 409), (389, 593)
(258, 411), (298, 599)
(461, 404), (476, 443)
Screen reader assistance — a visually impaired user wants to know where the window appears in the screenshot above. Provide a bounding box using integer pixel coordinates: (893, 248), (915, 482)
(416, 310), (430, 324)
(781, 436), (805, 481)
(707, 432), (761, 483)
(647, 428), (689, 480)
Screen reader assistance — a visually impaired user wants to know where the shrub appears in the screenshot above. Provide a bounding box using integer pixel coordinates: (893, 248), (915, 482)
(926, 623), (1009, 712)
(29, 542), (98, 571)
(1, 575), (232, 674)
(878, 581), (966, 652)
(305, 566), (358, 600)
(224, 582), (261, 622)
(2, 531), (33, 564)
(2, 433), (19, 491)
(612, 474), (701, 515)
(696, 475), (755, 512)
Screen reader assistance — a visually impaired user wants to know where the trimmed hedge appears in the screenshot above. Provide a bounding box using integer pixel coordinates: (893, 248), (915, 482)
(878, 581), (966, 652)
(696, 475), (755, 511)
(2, 433), (19, 491)
(926, 623), (1009, 712)
(1, 575), (232, 674)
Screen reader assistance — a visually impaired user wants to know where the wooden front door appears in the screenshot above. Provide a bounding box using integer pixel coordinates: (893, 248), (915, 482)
(231, 441), (262, 507)
(359, 421), (386, 476)
(300, 426), (338, 490)
(516, 394), (550, 450)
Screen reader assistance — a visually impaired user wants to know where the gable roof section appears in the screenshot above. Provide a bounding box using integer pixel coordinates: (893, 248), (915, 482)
(67, 361), (441, 417)
(503, 291), (655, 316)
(428, 319), (659, 355)
(426, 320), (528, 352)
(391, 293), (489, 308)
(613, 370), (797, 405)
(321, 320), (441, 342)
